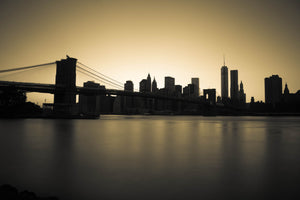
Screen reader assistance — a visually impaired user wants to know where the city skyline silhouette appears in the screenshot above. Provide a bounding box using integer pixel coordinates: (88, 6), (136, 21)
(0, 0), (299, 104)
(1, 55), (299, 118)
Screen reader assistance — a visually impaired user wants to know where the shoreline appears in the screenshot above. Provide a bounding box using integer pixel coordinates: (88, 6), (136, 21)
(1, 112), (300, 119)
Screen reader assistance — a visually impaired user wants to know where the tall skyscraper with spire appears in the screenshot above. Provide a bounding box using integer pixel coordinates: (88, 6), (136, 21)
(239, 81), (246, 104)
(152, 77), (158, 93)
(146, 73), (151, 92)
(284, 83), (289, 95)
(221, 57), (228, 100)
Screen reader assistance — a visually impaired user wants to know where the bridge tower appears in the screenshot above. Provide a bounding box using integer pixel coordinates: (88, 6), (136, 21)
(54, 56), (77, 115)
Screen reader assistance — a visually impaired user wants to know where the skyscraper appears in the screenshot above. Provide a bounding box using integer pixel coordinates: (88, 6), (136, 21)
(221, 66), (228, 99)
(146, 73), (151, 92)
(152, 78), (158, 93)
(139, 79), (147, 93)
(188, 84), (196, 96)
(175, 85), (182, 95)
(230, 70), (239, 102)
(284, 83), (289, 96)
(165, 76), (175, 93)
(124, 81), (134, 111)
(265, 75), (282, 105)
(124, 80), (133, 92)
(239, 81), (246, 104)
(79, 81), (101, 116)
(191, 78), (199, 96)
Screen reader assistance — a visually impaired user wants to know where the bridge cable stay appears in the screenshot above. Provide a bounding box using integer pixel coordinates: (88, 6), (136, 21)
(77, 67), (124, 90)
(0, 62), (56, 74)
(77, 67), (123, 90)
(0, 62), (56, 79)
(76, 65), (123, 88)
(77, 62), (139, 92)
(76, 65), (124, 89)
(77, 62), (124, 86)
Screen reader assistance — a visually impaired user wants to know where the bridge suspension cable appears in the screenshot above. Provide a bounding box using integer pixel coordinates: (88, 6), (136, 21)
(77, 62), (139, 92)
(77, 62), (124, 86)
(76, 65), (124, 89)
(0, 62), (55, 79)
(77, 68), (123, 89)
(0, 62), (56, 74)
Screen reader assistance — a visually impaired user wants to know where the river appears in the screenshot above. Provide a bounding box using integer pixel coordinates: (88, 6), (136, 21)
(1, 116), (300, 200)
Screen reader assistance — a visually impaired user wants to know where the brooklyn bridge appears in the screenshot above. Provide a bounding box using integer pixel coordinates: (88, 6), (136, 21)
(0, 56), (217, 118)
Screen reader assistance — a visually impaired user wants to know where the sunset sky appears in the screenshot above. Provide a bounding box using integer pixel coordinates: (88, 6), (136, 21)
(0, 0), (299, 103)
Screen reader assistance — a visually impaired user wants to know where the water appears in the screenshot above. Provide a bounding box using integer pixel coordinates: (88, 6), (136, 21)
(1, 116), (300, 200)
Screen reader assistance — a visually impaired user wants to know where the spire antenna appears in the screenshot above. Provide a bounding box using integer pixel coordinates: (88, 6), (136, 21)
(223, 54), (226, 66)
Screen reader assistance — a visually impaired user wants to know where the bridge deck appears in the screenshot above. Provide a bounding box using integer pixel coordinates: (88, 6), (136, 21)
(0, 80), (207, 104)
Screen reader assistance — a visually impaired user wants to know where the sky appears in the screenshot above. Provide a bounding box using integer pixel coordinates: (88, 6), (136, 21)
(0, 0), (299, 104)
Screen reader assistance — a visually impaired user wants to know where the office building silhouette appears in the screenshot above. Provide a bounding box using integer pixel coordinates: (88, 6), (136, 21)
(175, 85), (182, 96)
(221, 66), (228, 99)
(282, 83), (300, 110)
(79, 81), (101, 116)
(183, 84), (196, 97)
(265, 75), (282, 105)
(191, 78), (199, 96)
(146, 73), (151, 92)
(152, 78), (158, 93)
(165, 76), (175, 93)
(139, 79), (147, 93)
(230, 70), (239, 102)
(239, 81), (246, 104)
(124, 81), (134, 92)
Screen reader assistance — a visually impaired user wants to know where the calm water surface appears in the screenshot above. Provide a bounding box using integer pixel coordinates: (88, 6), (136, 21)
(1, 116), (300, 200)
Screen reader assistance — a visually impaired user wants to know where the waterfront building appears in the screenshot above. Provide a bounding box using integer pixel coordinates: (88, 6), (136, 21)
(146, 73), (151, 92)
(230, 70), (239, 102)
(79, 81), (101, 116)
(239, 81), (246, 104)
(265, 75), (282, 105)
(165, 76), (175, 94)
(182, 84), (196, 97)
(124, 80), (133, 92)
(284, 83), (289, 95)
(188, 84), (196, 97)
(124, 80), (134, 112)
(221, 66), (228, 99)
(282, 83), (300, 111)
(175, 85), (182, 96)
(152, 78), (158, 93)
(183, 86), (189, 97)
(139, 79), (147, 93)
(191, 78), (199, 96)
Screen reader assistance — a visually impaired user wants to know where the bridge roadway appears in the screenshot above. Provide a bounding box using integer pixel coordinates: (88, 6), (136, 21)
(0, 80), (206, 104)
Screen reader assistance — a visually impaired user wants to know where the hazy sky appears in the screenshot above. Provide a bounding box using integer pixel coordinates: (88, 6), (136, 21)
(0, 0), (299, 103)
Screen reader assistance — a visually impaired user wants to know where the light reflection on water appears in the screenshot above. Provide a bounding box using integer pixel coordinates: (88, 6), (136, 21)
(0, 116), (300, 200)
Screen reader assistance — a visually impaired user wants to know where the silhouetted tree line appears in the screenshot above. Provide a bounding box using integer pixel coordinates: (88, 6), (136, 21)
(0, 184), (59, 200)
(0, 89), (42, 117)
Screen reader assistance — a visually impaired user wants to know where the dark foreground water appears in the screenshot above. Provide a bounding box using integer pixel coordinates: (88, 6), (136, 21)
(0, 116), (300, 200)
